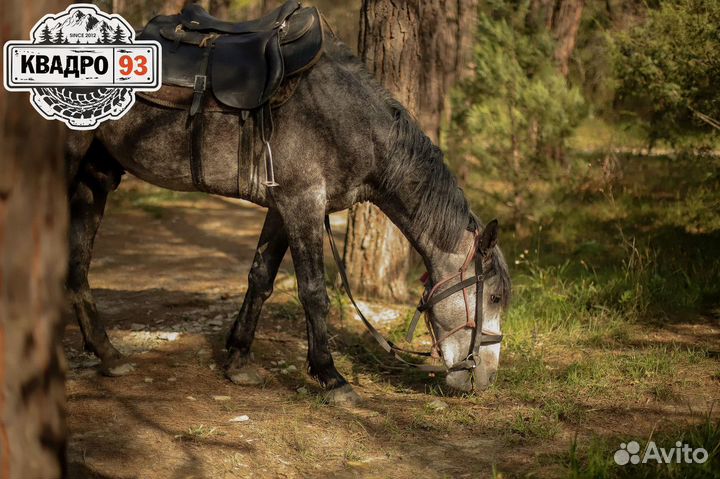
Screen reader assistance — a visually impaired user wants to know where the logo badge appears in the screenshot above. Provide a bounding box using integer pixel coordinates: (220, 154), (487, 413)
(3, 3), (161, 130)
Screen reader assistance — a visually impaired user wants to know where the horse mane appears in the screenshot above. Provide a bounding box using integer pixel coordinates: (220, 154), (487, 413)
(381, 110), (470, 252)
(326, 37), (470, 252)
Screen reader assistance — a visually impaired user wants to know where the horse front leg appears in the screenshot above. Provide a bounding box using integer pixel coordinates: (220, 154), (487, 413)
(275, 195), (360, 405)
(67, 150), (132, 376)
(225, 209), (288, 385)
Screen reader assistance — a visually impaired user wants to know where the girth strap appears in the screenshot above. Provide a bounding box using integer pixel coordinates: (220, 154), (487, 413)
(188, 42), (213, 192)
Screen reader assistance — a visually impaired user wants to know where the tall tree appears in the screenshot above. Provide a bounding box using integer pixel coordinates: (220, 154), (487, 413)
(343, 0), (476, 301)
(529, 0), (585, 77)
(0, 3), (70, 479)
(418, 0), (478, 143)
(343, 0), (420, 301)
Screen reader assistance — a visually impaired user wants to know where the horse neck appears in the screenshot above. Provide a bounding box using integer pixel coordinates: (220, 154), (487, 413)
(370, 161), (475, 280)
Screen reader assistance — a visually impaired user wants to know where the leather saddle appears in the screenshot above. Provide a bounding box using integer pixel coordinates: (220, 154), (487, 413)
(138, 0), (324, 112)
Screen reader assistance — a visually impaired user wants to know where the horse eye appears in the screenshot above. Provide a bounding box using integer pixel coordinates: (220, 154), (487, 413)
(490, 294), (501, 304)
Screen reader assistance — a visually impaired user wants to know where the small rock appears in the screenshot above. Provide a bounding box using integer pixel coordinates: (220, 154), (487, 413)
(296, 386), (308, 395)
(144, 377), (154, 383)
(229, 415), (250, 423)
(281, 365), (297, 375)
(270, 361), (278, 366)
(103, 362), (135, 377)
(226, 367), (263, 386)
(168, 377), (177, 382)
(130, 323), (145, 331)
(427, 399), (449, 411)
(209, 363), (217, 371)
(213, 314), (224, 322)
(213, 395), (231, 401)
(277, 359), (286, 366)
(186, 396), (196, 401)
(208, 318), (223, 327)
(157, 332), (180, 341)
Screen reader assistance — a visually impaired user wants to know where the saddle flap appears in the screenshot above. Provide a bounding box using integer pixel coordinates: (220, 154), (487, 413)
(211, 31), (284, 110)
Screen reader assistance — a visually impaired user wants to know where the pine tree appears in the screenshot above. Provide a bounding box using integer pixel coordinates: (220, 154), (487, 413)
(38, 25), (53, 44)
(111, 25), (126, 44)
(100, 23), (111, 44)
(54, 29), (65, 44)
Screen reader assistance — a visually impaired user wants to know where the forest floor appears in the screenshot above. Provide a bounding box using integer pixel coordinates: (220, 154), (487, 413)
(64, 166), (719, 478)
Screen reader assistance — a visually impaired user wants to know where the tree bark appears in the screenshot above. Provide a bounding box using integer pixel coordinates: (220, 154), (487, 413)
(418, 0), (478, 143)
(529, 0), (584, 77)
(344, 0), (476, 301)
(0, 1), (70, 477)
(343, 0), (422, 302)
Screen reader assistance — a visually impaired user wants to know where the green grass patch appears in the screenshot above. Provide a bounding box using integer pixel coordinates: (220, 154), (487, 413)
(566, 416), (720, 478)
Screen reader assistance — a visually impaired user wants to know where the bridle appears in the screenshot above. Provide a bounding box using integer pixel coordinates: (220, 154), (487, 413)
(324, 216), (503, 375)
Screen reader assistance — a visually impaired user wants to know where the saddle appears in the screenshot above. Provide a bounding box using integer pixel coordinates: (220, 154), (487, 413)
(138, 1), (324, 187)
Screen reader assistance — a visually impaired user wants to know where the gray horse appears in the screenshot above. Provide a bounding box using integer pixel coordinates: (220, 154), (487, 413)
(65, 34), (511, 403)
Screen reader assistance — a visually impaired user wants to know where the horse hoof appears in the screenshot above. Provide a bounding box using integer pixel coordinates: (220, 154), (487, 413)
(100, 361), (135, 377)
(226, 366), (264, 386)
(324, 384), (361, 405)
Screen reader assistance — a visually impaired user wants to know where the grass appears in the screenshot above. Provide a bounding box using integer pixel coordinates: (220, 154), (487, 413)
(106, 148), (719, 477)
(565, 416), (720, 478)
(177, 424), (225, 442)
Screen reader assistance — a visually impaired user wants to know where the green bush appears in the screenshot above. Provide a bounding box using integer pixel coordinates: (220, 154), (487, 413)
(613, 0), (720, 146)
(450, 10), (586, 229)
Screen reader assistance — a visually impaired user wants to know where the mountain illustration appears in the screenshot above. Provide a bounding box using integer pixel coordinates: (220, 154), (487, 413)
(45, 9), (129, 44)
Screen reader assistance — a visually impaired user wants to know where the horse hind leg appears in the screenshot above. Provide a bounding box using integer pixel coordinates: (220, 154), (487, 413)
(67, 142), (132, 376)
(225, 209), (288, 386)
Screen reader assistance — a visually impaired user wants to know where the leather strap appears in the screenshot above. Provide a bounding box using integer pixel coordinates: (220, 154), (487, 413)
(324, 217), (445, 372)
(190, 114), (207, 192)
(324, 216), (503, 374)
(188, 43), (214, 192)
(189, 44), (211, 117)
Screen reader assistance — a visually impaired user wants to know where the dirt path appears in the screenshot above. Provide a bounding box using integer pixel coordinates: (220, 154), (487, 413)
(64, 177), (719, 479)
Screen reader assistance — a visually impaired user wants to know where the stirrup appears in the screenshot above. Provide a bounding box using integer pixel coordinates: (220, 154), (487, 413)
(263, 140), (279, 187)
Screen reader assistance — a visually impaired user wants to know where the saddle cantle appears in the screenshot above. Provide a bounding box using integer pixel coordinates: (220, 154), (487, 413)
(137, 1), (324, 189)
(138, 0), (323, 111)
(180, 1), (301, 34)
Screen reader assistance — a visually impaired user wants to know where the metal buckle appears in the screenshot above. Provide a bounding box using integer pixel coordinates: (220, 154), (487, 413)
(193, 75), (206, 93)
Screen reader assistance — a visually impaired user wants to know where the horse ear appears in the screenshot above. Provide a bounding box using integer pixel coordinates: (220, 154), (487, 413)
(479, 219), (499, 253)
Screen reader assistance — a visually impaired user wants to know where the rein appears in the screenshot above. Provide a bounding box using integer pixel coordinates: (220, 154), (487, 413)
(324, 216), (503, 374)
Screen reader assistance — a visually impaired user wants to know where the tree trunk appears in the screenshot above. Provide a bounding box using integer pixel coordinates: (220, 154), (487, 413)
(551, 0), (584, 77)
(418, 0), (478, 143)
(0, 2), (70, 477)
(344, 0), (476, 301)
(529, 0), (584, 77)
(343, 0), (422, 302)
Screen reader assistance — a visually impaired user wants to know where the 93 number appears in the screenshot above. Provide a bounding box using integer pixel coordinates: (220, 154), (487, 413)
(118, 55), (148, 76)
